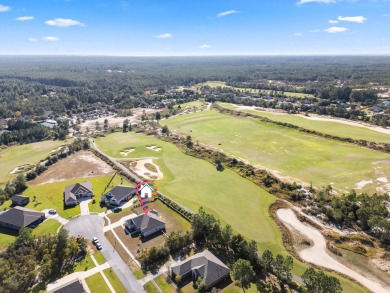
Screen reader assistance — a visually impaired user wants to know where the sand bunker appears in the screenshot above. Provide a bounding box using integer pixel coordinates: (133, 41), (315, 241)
(10, 164), (34, 174)
(146, 145), (161, 152)
(128, 158), (163, 180)
(355, 180), (373, 189)
(120, 147), (135, 156)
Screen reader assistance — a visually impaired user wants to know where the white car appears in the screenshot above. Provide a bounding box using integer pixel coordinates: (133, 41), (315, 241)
(96, 243), (102, 250)
(48, 209), (57, 215)
(92, 237), (98, 244)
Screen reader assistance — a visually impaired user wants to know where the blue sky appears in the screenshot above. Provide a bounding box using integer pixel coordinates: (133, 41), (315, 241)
(0, 0), (389, 55)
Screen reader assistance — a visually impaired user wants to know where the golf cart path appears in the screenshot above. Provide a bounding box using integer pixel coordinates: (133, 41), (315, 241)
(277, 208), (390, 293)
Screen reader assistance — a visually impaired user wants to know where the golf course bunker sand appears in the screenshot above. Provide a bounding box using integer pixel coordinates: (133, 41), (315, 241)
(120, 147), (135, 156)
(277, 208), (390, 293)
(128, 158), (163, 180)
(9, 164), (34, 174)
(30, 151), (115, 185)
(146, 145), (161, 152)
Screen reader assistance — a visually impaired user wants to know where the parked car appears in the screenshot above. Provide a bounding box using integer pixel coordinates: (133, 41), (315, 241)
(132, 198), (138, 203)
(92, 237), (98, 244)
(113, 207), (122, 213)
(96, 243), (102, 250)
(48, 209), (57, 215)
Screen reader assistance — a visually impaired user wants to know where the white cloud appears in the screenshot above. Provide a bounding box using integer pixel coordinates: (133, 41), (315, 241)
(156, 33), (173, 39)
(0, 4), (10, 12)
(298, 0), (336, 5)
(199, 44), (211, 49)
(309, 29), (320, 33)
(27, 38), (38, 42)
(45, 18), (84, 27)
(217, 10), (239, 17)
(383, 14), (390, 17)
(293, 32), (302, 37)
(42, 36), (60, 41)
(338, 16), (367, 23)
(324, 26), (348, 33)
(329, 20), (338, 24)
(16, 16), (34, 21)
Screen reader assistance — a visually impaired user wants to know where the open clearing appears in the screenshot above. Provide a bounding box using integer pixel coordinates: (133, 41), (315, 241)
(30, 150), (115, 185)
(96, 132), (367, 293)
(204, 81), (314, 98)
(277, 209), (390, 293)
(219, 103), (390, 143)
(0, 140), (65, 186)
(164, 110), (390, 195)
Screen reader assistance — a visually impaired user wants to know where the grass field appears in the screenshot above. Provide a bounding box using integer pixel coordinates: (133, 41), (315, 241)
(74, 255), (95, 272)
(144, 281), (159, 293)
(32, 219), (61, 236)
(219, 102), (390, 144)
(13, 175), (122, 218)
(164, 110), (390, 195)
(174, 100), (207, 110)
(96, 132), (368, 293)
(94, 251), (106, 265)
(0, 227), (18, 250)
(154, 275), (176, 293)
(85, 273), (111, 293)
(0, 140), (65, 186)
(205, 81), (313, 98)
(103, 269), (128, 293)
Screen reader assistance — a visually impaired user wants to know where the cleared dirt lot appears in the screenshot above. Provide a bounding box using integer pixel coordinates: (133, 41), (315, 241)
(30, 151), (115, 185)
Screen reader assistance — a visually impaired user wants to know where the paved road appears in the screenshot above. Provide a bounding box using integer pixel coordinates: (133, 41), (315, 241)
(65, 215), (144, 293)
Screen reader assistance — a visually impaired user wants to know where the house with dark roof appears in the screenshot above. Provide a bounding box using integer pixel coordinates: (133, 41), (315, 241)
(170, 250), (230, 290)
(64, 181), (93, 207)
(101, 185), (135, 206)
(11, 195), (29, 206)
(125, 212), (165, 237)
(49, 278), (86, 293)
(0, 206), (45, 230)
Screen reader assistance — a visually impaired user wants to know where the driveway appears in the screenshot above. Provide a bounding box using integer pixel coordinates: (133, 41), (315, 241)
(65, 215), (144, 292)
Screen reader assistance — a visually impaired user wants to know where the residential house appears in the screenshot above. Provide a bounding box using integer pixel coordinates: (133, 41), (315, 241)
(49, 279), (86, 293)
(125, 212), (165, 237)
(0, 206), (45, 230)
(11, 195), (29, 206)
(170, 250), (230, 290)
(101, 185), (135, 206)
(64, 181), (93, 206)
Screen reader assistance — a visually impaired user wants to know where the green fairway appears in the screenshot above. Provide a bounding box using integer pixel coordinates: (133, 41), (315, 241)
(164, 110), (390, 195)
(0, 140), (65, 186)
(205, 81), (313, 98)
(96, 132), (368, 293)
(219, 102), (390, 144)
(19, 175), (119, 218)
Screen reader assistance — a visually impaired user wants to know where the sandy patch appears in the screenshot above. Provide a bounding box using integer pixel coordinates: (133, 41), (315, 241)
(377, 177), (388, 183)
(127, 158), (163, 180)
(146, 145), (161, 152)
(9, 164), (34, 174)
(277, 208), (390, 293)
(120, 147), (135, 156)
(30, 151), (115, 185)
(355, 180), (373, 189)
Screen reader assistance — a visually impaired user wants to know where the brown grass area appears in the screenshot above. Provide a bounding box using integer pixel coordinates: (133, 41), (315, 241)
(104, 230), (140, 272)
(108, 207), (134, 223)
(30, 150), (115, 185)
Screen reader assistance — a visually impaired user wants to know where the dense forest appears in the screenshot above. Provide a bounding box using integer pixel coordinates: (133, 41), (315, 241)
(1, 56), (390, 119)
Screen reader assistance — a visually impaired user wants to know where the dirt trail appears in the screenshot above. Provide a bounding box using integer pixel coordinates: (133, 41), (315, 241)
(276, 208), (389, 293)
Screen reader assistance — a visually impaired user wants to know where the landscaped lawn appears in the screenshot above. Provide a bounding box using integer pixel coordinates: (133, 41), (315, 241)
(154, 275), (176, 293)
(85, 273), (111, 293)
(103, 268), (128, 293)
(0, 140), (65, 186)
(94, 251), (106, 265)
(205, 81), (313, 98)
(219, 102), (390, 144)
(0, 227), (17, 250)
(96, 132), (368, 293)
(74, 255), (95, 272)
(164, 110), (390, 195)
(32, 219), (61, 236)
(144, 281), (159, 293)
(19, 175), (122, 218)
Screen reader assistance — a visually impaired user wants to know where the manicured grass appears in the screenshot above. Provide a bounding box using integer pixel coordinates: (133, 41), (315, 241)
(103, 268), (127, 293)
(21, 175), (120, 218)
(205, 81), (313, 98)
(94, 251), (106, 265)
(164, 110), (390, 195)
(0, 140), (65, 186)
(0, 227), (17, 250)
(154, 275), (176, 293)
(85, 273), (111, 293)
(219, 102), (390, 144)
(32, 219), (61, 236)
(96, 132), (369, 293)
(133, 268), (146, 280)
(144, 281), (159, 293)
(174, 100), (207, 110)
(74, 255), (95, 272)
